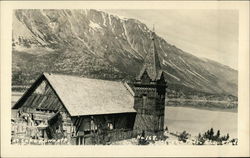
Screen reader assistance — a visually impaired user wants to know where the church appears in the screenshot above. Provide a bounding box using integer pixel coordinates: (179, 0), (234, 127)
(12, 30), (168, 145)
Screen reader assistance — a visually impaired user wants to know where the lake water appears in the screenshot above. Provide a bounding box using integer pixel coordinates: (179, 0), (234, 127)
(165, 106), (238, 138)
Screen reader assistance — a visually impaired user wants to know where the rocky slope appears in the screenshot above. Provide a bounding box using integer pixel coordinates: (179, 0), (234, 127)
(12, 9), (238, 99)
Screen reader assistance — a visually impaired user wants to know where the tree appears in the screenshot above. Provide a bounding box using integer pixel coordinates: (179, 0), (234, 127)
(226, 133), (230, 141)
(204, 130), (210, 139)
(165, 126), (168, 132)
(198, 133), (201, 139)
(209, 128), (214, 140)
(215, 130), (220, 140)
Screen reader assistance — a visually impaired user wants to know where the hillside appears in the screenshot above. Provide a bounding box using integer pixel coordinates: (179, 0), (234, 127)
(12, 9), (238, 100)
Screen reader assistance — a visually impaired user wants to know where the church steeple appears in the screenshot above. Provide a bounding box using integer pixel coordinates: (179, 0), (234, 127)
(133, 27), (167, 135)
(137, 28), (162, 81)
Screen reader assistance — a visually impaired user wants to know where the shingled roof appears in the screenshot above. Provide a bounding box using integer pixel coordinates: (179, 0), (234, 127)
(13, 73), (136, 116)
(137, 31), (162, 81)
(44, 73), (136, 116)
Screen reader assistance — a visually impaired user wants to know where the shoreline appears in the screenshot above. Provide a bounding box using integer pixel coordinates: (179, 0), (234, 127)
(166, 105), (237, 113)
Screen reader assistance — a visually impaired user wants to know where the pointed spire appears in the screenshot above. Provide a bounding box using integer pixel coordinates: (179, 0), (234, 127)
(137, 27), (162, 81)
(150, 24), (156, 40)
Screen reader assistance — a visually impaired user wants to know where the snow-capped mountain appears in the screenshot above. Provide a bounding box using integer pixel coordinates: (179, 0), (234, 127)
(12, 9), (238, 98)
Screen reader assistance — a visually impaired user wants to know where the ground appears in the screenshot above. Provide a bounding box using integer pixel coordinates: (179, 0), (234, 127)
(110, 131), (236, 145)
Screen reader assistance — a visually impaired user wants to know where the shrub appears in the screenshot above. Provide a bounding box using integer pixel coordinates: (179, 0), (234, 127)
(198, 129), (232, 145)
(197, 133), (205, 145)
(178, 131), (189, 143)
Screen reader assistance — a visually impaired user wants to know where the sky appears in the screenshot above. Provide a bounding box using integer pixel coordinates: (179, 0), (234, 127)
(103, 10), (238, 70)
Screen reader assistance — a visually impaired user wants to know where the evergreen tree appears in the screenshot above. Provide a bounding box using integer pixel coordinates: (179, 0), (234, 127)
(205, 130), (210, 139)
(198, 133), (201, 139)
(226, 133), (230, 141)
(209, 128), (214, 140)
(216, 130), (220, 140)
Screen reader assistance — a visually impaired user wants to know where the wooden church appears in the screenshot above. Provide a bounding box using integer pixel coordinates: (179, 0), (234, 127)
(12, 30), (168, 145)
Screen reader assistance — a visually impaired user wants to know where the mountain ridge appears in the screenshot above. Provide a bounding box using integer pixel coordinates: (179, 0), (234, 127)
(12, 9), (238, 99)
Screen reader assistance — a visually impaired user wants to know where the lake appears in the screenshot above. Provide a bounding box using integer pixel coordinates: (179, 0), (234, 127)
(165, 106), (237, 138)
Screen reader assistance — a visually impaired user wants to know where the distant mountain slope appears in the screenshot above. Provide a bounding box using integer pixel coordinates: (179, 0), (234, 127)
(12, 9), (238, 98)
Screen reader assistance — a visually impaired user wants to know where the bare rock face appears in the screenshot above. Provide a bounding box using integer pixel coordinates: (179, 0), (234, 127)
(12, 9), (238, 98)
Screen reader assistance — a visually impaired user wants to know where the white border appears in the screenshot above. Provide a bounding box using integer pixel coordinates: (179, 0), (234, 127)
(1, 1), (249, 157)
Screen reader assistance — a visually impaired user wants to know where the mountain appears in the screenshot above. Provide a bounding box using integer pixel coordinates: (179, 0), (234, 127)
(12, 9), (238, 99)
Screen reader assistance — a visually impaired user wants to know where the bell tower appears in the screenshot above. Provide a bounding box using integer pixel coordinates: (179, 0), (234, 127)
(133, 29), (167, 135)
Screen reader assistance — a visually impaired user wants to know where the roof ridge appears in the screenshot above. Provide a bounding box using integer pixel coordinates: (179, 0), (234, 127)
(43, 72), (124, 84)
(122, 82), (135, 97)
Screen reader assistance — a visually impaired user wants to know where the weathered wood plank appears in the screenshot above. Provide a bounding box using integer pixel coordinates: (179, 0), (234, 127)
(22, 95), (36, 108)
(44, 96), (56, 109)
(37, 96), (47, 108)
(29, 94), (41, 108)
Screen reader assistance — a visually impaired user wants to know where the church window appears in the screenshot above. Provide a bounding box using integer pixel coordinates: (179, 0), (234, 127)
(142, 95), (147, 108)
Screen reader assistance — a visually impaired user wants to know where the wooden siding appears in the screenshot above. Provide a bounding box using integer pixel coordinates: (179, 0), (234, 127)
(73, 113), (136, 134)
(20, 80), (67, 113)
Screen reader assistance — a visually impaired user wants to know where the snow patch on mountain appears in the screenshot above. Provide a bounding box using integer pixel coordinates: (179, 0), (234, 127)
(164, 71), (181, 81)
(84, 9), (88, 16)
(122, 22), (138, 54)
(192, 70), (209, 82)
(138, 24), (147, 33)
(178, 56), (187, 64)
(89, 20), (102, 30)
(160, 45), (168, 57)
(101, 12), (107, 26)
(48, 22), (59, 33)
(186, 69), (209, 83)
(113, 14), (128, 21)
(162, 59), (172, 66)
(108, 14), (112, 26)
(67, 17), (97, 56)
(169, 60), (183, 72)
(12, 14), (34, 40)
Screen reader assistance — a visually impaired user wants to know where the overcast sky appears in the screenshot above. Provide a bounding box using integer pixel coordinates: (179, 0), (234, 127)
(103, 10), (238, 70)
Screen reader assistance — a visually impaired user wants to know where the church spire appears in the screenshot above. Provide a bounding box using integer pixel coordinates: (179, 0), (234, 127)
(137, 27), (162, 81)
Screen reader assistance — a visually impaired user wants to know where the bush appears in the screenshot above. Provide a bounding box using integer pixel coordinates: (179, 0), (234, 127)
(221, 133), (230, 141)
(197, 133), (205, 145)
(178, 131), (190, 143)
(198, 129), (232, 145)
